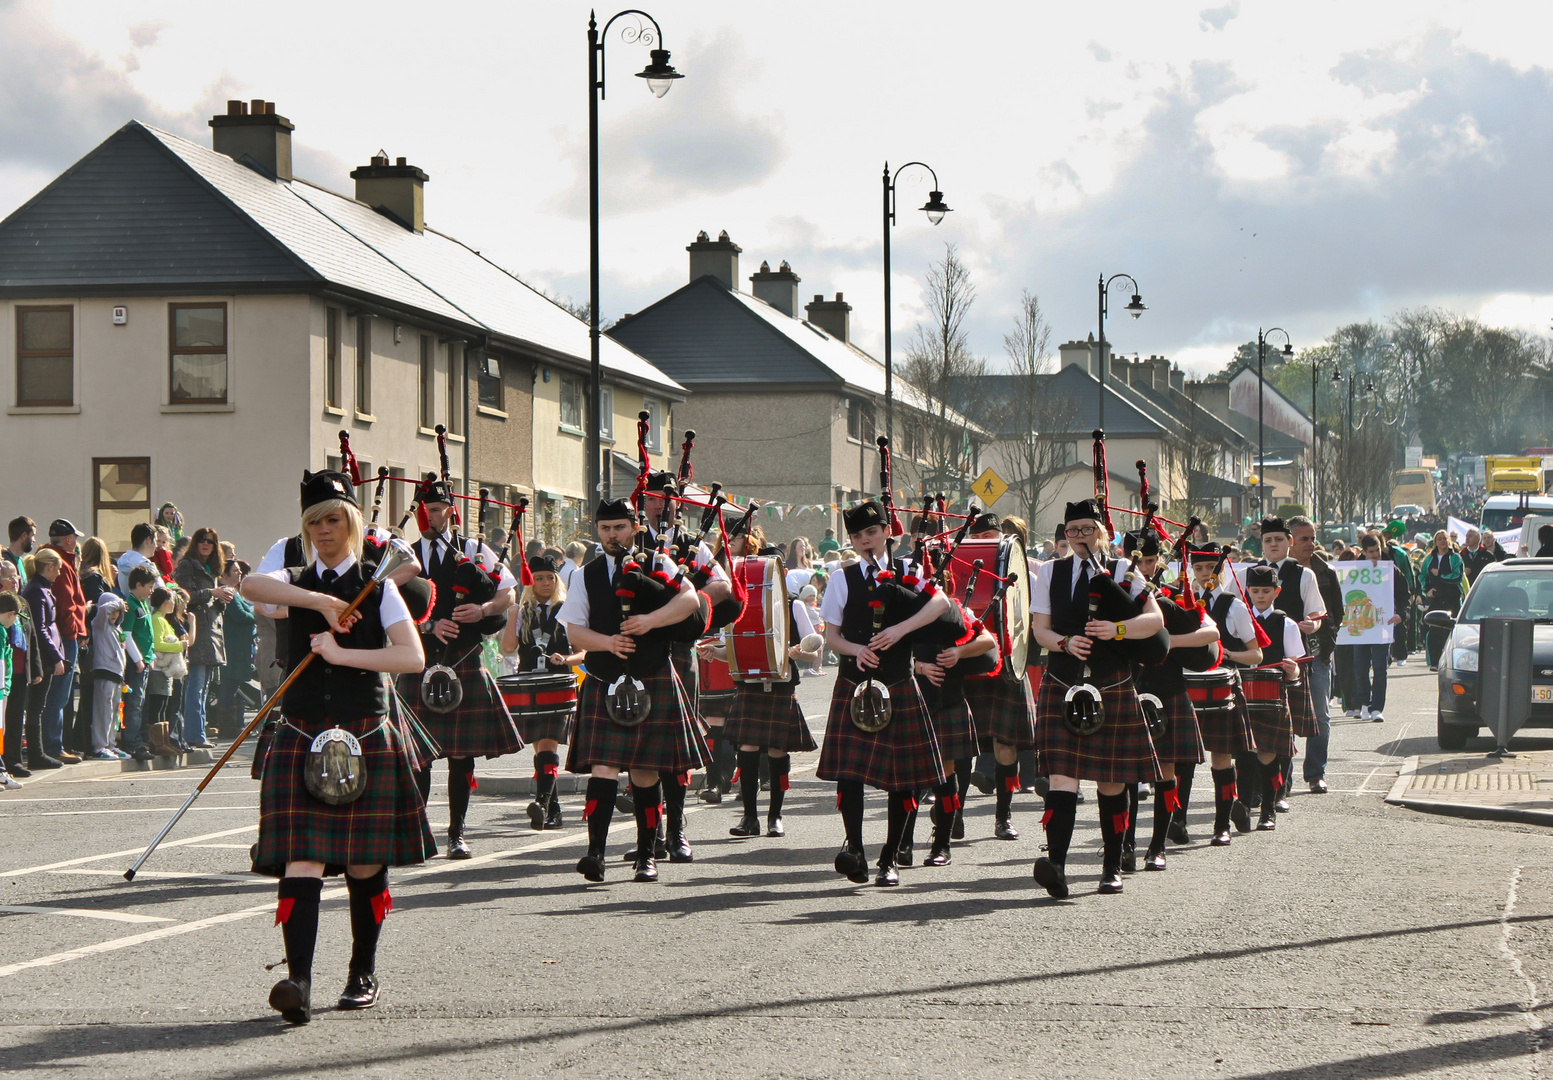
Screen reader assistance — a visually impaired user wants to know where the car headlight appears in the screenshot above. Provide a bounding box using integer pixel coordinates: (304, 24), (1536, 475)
(1451, 648), (1478, 673)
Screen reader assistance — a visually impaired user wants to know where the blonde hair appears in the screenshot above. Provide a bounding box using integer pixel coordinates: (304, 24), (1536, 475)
(301, 499), (364, 564)
(25, 548), (63, 577)
(519, 569), (567, 639)
(80, 536), (113, 581)
(564, 540), (587, 561)
(1000, 516), (1029, 550)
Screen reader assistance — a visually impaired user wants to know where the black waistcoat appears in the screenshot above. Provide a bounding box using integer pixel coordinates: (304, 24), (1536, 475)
(1046, 558), (1130, 683)
(1273, 559), (1305, 621)
(1254, 609), (1290, 665)
(1208, 592), (1249, 652)
(581, 554), (670, 683)
(422, 531), (469, 623)
(282, 562), (388, 723)
(838, 559), (914, 685)
(518, 601), (571, 673)
(273, 535), (307, 670)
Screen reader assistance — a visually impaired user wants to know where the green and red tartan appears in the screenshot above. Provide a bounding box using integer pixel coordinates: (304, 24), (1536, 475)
(1288, 660), (1320, 738)
(818, 675), (946, 791)
(396, 649), (524, 759)
(1240, 682), (1295, 757)
(916, 677), (979, 762)
(723, 686), (818, 753)
(1193, 677), (1257, 755)
(565, 664), (709, 774)
(1150, 690), (1206, 766)
(388, 687), (444, 773)
(253, 714), (436, 873)
(1035, 671), (1161, 784)
(964, 674), (1038, 752)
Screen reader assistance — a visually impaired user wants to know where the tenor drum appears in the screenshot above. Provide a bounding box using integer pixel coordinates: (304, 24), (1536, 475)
(496, 672), (578, 723)
(949, 537), (1031, 682)
(698, 647), (737, 715)
(1239, 667), (1288, 721)
(727, 555), (791, 685)
(1183, 667), (1238, 720)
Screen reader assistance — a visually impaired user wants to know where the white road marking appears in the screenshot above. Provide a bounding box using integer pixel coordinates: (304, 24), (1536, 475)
(0, 806), (257, 818)
(0, 905), (176, 924)
(0, 824), (258, 878)
(1498, 865), (1545, 1066)
(2, 791), (259, 804)
(50, 869), (267, 885)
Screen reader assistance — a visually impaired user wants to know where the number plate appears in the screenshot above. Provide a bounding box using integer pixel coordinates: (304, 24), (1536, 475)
(1533, 686), (1553, 704)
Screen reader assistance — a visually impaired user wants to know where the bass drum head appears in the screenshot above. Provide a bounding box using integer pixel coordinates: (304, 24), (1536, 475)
(998, 536), (1031, 681)
(729, 555), (791, 683)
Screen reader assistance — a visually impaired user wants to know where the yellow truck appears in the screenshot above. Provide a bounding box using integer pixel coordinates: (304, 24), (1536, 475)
(1485, 456), (1544, 495)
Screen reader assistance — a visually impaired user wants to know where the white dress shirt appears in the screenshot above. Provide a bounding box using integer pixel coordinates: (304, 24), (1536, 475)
(261, 553), (411, 629)
(557, 550), (683, 631)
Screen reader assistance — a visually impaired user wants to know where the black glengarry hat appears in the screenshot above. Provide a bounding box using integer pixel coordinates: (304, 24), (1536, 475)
(528, 553), (559, 576)
(969, 511), (1000, 534)
(1259, 516), (1289, 538)
(1123, 530), (1161, 557)
(843, 500), (888, 534)
(1188, 543), (1222, 565)
(1245, 562), (1279, 588)
(595, 498), (637, 523)
(301, 469), (358, 512)
(1064, 499), (1101, 524)
(645, 470), (677, 495)
(415, 476), (455, 506)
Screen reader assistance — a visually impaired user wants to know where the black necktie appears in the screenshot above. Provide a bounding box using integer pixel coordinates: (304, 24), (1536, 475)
(1074, 560), (1090, 601)
(322, 568), (338, 586)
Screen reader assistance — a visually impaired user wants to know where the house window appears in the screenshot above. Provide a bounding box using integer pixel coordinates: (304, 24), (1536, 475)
(477, 352), (502, 410)
(16, 306), (73, 406)
(169, 303), (228, 404)
(599, 385), (613, 440)
(325, 307), (341, 409)
(446, 342), (463, 434)
(643, 399), (663, 452)
(860, 402), (876, 445)
(388, 467), (406, 528)
(847, 399), (861, 441)
(419, 335), (434, 429)
(94, 458), (150, 556)
(355, 316), (372, 415)
(559, 376), (583, 430)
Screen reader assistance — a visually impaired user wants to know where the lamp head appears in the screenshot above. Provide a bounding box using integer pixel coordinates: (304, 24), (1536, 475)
(1281, 341), (1294, 358)
(1125, 293), (1147, 319)
(921, 190), (951, 226)
(637, 49), (683, 98)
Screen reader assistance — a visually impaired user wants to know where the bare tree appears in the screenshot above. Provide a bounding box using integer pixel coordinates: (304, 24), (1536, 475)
(992, 290), (1076, 526)
(899, 244), (987, 497)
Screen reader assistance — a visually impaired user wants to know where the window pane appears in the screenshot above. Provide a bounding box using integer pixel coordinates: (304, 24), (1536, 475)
(599, 387), (613, 438)
(21, 309), (71, 351)
(478, 370), (501, 409)
(171, 353), (228, 402)
(174, 306), (224, 348)
(19, 356), (72, 404)
(95, 507), (148, 558)
(98, 461), (149, 504)
(356, 319), (372, 412)
(561, 379), (581, 428)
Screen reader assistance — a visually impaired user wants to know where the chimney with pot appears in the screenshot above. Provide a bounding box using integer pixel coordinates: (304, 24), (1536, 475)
(351, 153), (429, 233)
(210, 99), (293, 181)
(750, 259), (800, 317)
(805, 293), (851, 343)
(687, 230), (741, 289)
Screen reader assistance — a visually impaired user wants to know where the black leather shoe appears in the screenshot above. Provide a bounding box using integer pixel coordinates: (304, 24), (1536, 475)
(666, 829), (693, 863)
(447, 835), (472, 860)
(1275, 797), (1291, 814)
(699, 787), (722, 804)
(897, 842), (914, 867)
(633, 855), (658, 883)
(269, 977), (311, 1024)
(766, 817), (784, 837)
(337, 971), (378, 1010)
(1166, 811), (1190, 845)
(969, 772), (994, 795)
(1309, 778), (1328, 794)
(924, 840), (951, 866)
(874, 861), (900, 887)
(6, 762), (31, 778)
(729, 815), (762, 837)
(1032, 857), (1069, 899)
(950, 810), (966, 840)
(835, 846), (870, 883)
(1230, 799), (1253, 834)
(545, 800), (563, 829)
(1098, 871), (1124, 894)
(527, 800), (547, 831)
(1120, 843), (1137, 874)
(1211, 830), (1232, 846)
(1144, 841), (1166, 871)
(994, 817), (1019, 841)
(1256, 810), (1277, 831)
(577, 852), (606, 882)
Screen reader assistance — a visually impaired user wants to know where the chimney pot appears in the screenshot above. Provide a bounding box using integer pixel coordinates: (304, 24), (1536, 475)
(351, 156), (430, 232)
(750, 258), (801, 317)
(779, 260), (791, 272)
(759, 260), (771, 272)
(805, 292), (852, 343)
(226, 99), (242, 116)
(250, 98), (265, 114)
(686, 230), (742, 289)
(210, 99), (294, 180)
(396, 156), (407, 166)
(834, 292), (843, 302)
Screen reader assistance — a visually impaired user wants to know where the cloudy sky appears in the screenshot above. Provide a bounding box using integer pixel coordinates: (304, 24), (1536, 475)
(2, 0), (1550, 375)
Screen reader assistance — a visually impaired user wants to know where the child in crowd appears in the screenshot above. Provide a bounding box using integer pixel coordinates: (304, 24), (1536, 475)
(798, 583), (825, 675)
(87, 593), (140, 760)
(120, 566), (158, 761)
(0, 592), (22, 787)
(145, 587), (187, 756)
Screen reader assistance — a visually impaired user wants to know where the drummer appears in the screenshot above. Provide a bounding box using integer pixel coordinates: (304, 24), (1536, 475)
(699, 522), (767, 807)
(1189, 545), (1261, 844)
(500, 554), (584, 831)
(1240, 564), (1304, 833)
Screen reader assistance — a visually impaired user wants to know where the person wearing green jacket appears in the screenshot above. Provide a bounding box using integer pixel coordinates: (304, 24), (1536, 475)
(0, 592), (22, 787)
(1383, 522), (1419, 663)
(213, 561), (256, 736)
(120, 566), (158, 761)
(1421, 530), (1465, 670)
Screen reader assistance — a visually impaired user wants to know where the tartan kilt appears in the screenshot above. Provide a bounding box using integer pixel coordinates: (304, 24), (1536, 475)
(818, 675), (947, 791)
(515, 710), (573, 747)
(916, 678), (979, 762)
(1288, 662), (1320, 738)
(723, 687), (818, 753)
(964, 675), (1038, 752)
(1195, 684), (1257, 756)
(1241, 685), (1296, 757)
(565, 664), (709, 774)
(253, 714), (436, 873)
(389, 687), (444, 773)
(396, 649), (524, 760)
(1035, 671), (1161, 784)
(1151, 691), (1206, 766)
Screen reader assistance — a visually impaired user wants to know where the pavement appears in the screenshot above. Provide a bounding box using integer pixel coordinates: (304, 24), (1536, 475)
(4, 661), (1553, 1078)
(1389, 749), (1553, 826)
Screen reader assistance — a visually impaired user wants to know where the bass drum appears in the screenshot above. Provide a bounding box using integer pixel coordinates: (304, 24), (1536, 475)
(697, 645), (737, 717)
(949, 536), (1030, 683)
(496, 672), (578, 724)
(727, 555), (791, 685)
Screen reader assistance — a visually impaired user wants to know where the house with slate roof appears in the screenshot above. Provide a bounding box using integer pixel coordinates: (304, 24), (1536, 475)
(0, 99), (684, 556)
(608, 232), (988, 544)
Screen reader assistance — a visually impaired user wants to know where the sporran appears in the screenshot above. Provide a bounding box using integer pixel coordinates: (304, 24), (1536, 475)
(303, 726), (368, 806)
(849, 679), (892, 733)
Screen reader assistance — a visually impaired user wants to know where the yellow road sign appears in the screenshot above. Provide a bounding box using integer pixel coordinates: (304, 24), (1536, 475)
(971, 468), (1008, 506)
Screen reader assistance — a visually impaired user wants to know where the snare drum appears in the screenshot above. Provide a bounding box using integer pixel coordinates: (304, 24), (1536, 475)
(1239, 667), (1288, 721)
(698, 647), (737, 716)
(496, 672), (578, 723)
(1183, 668), (1238, 719)
(727, 555), (791, 685)
(949, 536), (1031, 682)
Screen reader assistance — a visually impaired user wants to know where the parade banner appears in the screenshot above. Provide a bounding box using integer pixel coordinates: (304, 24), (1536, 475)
(1335, 562), (1395, 645)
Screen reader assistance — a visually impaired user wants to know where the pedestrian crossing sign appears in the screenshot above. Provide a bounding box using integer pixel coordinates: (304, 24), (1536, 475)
(971, 468), (1008, 506)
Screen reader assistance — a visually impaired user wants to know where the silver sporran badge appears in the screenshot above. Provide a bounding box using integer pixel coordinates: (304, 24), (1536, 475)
(606, 675), (651, 727)
(304, 727), (368, 806)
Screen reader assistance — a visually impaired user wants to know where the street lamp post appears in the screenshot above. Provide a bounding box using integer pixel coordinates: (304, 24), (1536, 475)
(587, 9), (682, 504)
(1096, 274), (1147, 432)
(882, 162), (951, 446)
(1256, 327), (1293, 515)
(1311, 359), (1320, 523)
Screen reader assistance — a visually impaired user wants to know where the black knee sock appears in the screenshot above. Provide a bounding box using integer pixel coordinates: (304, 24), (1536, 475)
(1018, 748), (1038, 788)
(737, 749), (761, 818)
(1041, 789), (1078, 866)
(632, 779), (663, 855)
(704, 729), (723, 789)
(447, 757), (474, 838)
(1212, 766), (1237, 833)
(717, 737), (738, 790)
(768, 755), (790, 819)
(954, 758), (972, 807)
(1124, 782), (1140, 849)
(533, 751), (560, 804)
(994, 762), (1019, 819)
(884, 790), (915, 862)
(413, 766), (431, 805)
(659, 770), (687, 832)
(276, 877), (322, 984)
(1097, 790), (1130, 875)
(1150, 778), (1178, 848)
(584, 776), (617, 855)
(1275, 755), (1292, 797)
(1260, 759), (1281, 814)
(346, 868), (390, 976)
(931, 779), (958, 839)
(901, 791), (921, 851)
(1236, 751), (1261, 805)
(837, 780), (865, 851)
(1176, 762), (1196, 814)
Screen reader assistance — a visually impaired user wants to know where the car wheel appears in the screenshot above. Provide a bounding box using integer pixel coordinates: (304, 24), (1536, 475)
(1436, 709), (1471, 751)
